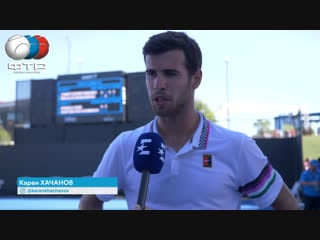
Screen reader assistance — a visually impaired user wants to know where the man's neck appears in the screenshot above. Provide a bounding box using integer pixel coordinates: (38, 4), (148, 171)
(157, 111), (200, 152)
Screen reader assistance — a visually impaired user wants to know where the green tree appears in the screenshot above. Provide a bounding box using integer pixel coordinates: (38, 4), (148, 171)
(195, 99), (216, 122)
(253, 118), (271, 137)
(0, 126), (12, 145)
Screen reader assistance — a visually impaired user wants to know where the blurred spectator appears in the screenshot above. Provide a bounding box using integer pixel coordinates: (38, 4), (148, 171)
(304, 157), (310, 170)
(299, 159), (320, 210)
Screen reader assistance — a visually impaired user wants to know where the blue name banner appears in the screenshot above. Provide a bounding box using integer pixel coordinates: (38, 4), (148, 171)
(17, 177), (118, 195)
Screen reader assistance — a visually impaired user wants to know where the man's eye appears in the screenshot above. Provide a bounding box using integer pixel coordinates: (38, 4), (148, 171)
(147, 71), (156, 77)
(166, 72), (176, 76)
(164, 70), (178, 77)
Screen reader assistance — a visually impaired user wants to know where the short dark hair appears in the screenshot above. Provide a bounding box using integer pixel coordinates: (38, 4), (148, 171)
(142, 31), (202, 75)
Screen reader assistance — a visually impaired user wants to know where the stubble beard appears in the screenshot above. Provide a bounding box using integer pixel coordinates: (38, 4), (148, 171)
(150, 80), (192, 118)
(151, 96), (187, 118)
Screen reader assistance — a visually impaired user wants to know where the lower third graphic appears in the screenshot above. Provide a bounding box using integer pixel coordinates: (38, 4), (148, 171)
(17, 176), (118, 195)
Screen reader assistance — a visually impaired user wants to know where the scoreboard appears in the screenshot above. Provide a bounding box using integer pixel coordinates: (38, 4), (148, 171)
(56, 72), (126, 124)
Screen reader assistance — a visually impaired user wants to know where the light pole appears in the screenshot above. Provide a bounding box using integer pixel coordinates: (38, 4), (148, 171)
(66, 35), (71, 73)
(224, 56), (231, 129)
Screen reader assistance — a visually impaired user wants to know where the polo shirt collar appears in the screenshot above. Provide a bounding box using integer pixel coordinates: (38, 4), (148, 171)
(151, 111), (208, 150)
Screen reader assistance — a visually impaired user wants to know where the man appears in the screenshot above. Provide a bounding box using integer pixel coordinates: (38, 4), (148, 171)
(78, 31), (300, 210)
(299, 159), (320, 210)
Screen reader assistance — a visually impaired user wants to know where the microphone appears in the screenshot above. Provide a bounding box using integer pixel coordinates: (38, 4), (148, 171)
(133, 132), (165, 210)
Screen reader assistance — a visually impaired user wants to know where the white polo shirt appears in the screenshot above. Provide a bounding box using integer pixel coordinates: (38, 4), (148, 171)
(94, 112), (283, 210)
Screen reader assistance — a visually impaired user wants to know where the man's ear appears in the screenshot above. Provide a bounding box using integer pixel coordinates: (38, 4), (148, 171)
(192, 69), (202, 90)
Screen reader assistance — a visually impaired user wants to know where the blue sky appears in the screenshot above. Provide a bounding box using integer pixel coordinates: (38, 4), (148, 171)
(1, 30), (319, 136)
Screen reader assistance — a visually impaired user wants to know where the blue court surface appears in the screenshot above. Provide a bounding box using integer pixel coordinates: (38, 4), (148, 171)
(0, 196), (267, 210)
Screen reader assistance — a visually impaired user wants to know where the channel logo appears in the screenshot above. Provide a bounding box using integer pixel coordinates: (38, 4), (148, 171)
(5, 34), (49, 60)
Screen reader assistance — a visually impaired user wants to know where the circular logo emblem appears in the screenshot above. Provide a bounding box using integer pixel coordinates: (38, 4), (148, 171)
(5, 34), (49, 60)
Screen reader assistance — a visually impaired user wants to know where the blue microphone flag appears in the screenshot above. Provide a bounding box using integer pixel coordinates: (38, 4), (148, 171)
(133, 132), (165, 174)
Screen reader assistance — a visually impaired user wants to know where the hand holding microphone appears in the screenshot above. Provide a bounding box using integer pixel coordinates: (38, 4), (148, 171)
(133, 132), (166, 210)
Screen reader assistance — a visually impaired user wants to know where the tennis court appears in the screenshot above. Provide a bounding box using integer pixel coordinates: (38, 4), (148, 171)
(0, 196), (264, 210)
